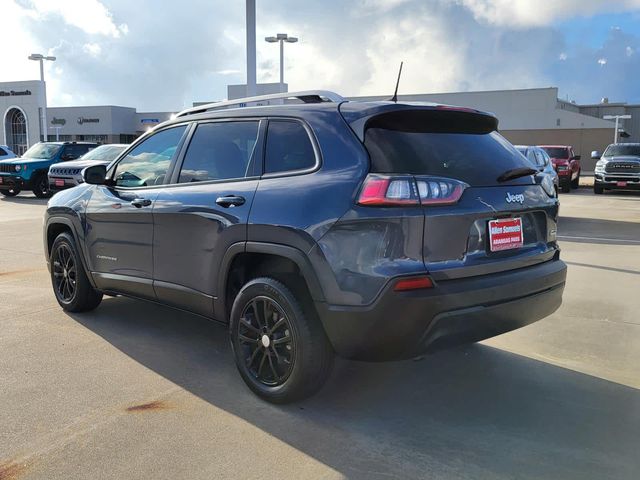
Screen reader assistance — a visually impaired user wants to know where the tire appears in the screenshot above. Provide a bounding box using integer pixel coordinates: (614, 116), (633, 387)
(571, 170), (580, 189)
(229, 277), (333, 403)
(594, 184), (604, 195)
(560, 180), (571, 193)
(0, 188), (20, 197)
(50, 232), (103, 312)
(32, 173), (52, 198)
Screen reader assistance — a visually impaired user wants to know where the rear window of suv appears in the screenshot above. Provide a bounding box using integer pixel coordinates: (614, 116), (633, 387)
(364, 110), (531, 186)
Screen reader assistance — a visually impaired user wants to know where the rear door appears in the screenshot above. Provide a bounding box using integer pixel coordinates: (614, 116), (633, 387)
(151, 119), (263, 317)
(362, 108), (559, 280)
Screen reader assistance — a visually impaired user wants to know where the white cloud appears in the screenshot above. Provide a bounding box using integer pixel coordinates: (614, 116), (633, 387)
(82, 43), (102, 57)
(457, 0), (640, 27)
(598, 57), (608, 66)
(626, 46), (635, 56)
(25, 0), (127, 37)
(559, 52), (568, 61)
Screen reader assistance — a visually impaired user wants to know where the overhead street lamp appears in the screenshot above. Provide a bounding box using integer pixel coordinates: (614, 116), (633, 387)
(28, 53), (56, 142)
(265, 33), (298, 93)
(603, 114), (632, 143)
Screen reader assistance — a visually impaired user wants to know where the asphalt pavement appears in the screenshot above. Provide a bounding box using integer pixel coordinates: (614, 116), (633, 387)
(0, 188), (638, 480)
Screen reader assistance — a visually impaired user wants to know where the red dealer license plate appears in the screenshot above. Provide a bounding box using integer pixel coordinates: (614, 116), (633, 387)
(617, 181), (628, 187)
(55, 179), (64, 187)
(489, 218), (524, 252)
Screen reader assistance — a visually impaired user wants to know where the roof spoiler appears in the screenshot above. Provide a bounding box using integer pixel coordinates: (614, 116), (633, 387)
(341, 104), (499, 142)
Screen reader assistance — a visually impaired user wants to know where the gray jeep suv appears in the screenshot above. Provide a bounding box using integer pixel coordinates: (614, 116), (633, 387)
(43, 91), (567, 403)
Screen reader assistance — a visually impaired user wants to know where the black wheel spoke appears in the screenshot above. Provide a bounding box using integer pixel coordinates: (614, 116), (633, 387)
(240, 317), (260, 334)
(257, 351), (268, 376)
(238, 333), (258, 344)
(251, 301), (264, 329)
(246, 345), (261, 366)
(272, 334), (290, 345)
(238, 295), (294, 387)
(267, 354), (279, 382)
(263, 300), (271, 329)
(269, 317), (286, 334)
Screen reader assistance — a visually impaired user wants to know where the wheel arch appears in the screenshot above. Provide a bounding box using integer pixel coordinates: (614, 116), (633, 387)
(45, 216), (97, 289)
(215, 242), (326, 323)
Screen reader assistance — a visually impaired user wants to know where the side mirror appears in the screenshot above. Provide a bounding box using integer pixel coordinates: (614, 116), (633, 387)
(573, 155), (581, 161)
(591, 151), (601, 160)
(83, 164), (107, 185)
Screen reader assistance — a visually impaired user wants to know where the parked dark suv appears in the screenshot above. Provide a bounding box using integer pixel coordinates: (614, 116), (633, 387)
(44, 91), (567, 403)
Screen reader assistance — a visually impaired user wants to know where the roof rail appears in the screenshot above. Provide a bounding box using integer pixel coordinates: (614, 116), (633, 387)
(176, 90), (346, 118)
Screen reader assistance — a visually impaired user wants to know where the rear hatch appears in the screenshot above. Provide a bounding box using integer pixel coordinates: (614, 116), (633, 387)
(355, 106), (559, 280)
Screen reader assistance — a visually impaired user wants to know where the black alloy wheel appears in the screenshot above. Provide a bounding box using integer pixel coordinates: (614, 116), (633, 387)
(238, 296), (295, 386)
(52, 243), (77, 303)
(49, 232), (102, 312)
(33, 173), (52, 198)
(230, 277), (334, 403)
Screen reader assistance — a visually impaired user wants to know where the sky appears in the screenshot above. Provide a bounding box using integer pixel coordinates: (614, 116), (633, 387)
(2, 0), (640, 112)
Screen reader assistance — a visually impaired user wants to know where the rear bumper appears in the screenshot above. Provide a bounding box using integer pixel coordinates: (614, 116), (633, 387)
(317, 258), (567, 361)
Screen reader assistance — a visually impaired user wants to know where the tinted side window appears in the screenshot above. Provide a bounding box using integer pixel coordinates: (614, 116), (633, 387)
(534, 150), (547, 167)
(0, 148), (7, 156)
(264, 121), (315, 174)
(114, 126), (187, 187)
(179, 121), (259, 183)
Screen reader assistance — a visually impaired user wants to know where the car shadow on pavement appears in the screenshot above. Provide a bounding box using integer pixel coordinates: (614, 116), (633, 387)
(0, 195), (49, 205)
(67, 297), (640, 480)
(558, 216), (640, 245)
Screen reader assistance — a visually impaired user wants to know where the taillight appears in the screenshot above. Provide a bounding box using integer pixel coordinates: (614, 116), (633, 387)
(357, 175), (420, 206)
(357, 174), (467, 206)
(415, 177), (467, 205)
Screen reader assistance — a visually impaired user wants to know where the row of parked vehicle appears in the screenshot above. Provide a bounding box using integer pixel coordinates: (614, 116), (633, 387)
(0, 142), (127, 198)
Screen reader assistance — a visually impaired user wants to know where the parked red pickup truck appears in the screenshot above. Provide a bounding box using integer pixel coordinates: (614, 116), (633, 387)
(539, 145), (581, 193)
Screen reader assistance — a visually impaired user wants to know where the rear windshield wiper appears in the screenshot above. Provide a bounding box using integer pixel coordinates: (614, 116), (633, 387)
(497, 167), (538, 183)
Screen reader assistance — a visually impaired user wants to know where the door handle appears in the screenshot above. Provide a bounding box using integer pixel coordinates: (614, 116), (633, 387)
(130, 198), (152, 208)
(216, 195), (246, 208)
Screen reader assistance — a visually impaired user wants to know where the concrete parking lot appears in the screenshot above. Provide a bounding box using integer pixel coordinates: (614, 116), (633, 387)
(0, 188), (639, 480)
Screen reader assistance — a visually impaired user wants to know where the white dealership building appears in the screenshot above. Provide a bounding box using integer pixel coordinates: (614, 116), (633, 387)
(0, 80), (173, 155)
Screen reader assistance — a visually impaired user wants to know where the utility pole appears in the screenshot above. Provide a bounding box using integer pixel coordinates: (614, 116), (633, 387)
(246, 0), (257, 97)
(603, 114), (632, 143)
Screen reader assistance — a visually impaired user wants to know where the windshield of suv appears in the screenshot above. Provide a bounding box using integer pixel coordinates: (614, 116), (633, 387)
(80, 145), (127, 162)
(603, 144), (640, 157)
(22, 143), (62, 160)
(541, 147), (569, 159)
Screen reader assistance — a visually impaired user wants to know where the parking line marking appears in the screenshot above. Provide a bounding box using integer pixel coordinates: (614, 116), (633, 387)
(557, 235), (640, 244)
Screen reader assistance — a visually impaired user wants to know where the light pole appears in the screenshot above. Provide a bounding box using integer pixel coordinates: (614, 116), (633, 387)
(28, 53), (56, 142)
(603, 114), (632, 143)
(265, 33), (298, 93)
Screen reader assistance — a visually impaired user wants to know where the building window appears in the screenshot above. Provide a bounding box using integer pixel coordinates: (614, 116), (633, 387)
(80, 134), (108, 143)
(4, 108), (28, 156)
